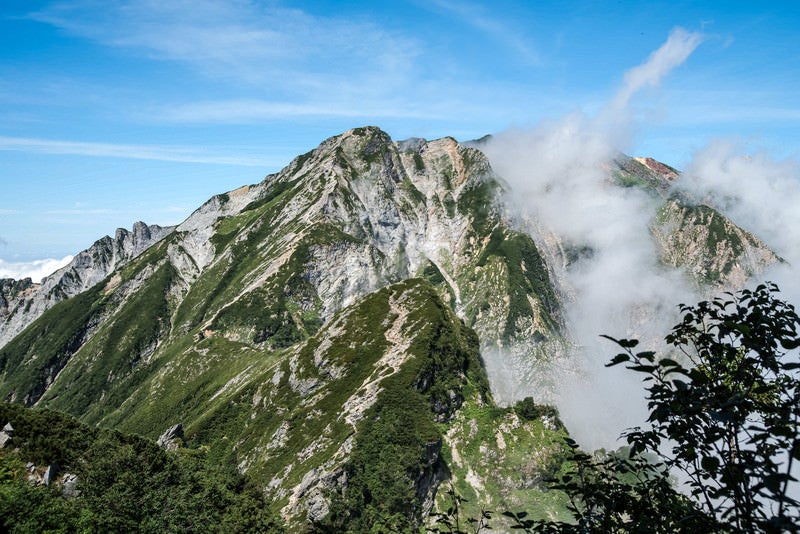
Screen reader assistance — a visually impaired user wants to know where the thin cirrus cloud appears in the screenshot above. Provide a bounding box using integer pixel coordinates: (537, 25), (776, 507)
(158, 99), (445, 124)
(427, 0), (540, 65)
(44, 208), (113, 215)
(0, 136), (279, 166)
(28, 1), (420, 89)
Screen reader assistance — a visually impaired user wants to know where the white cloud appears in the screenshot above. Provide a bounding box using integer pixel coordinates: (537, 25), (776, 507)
(0, 256), (73, 283)
(609, 27), (704, 112)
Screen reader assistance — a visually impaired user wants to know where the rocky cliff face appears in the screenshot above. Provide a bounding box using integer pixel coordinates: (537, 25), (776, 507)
(653, 198), (781, 288)
(0, 126), (782, 529)
(0, 278), (35, 320)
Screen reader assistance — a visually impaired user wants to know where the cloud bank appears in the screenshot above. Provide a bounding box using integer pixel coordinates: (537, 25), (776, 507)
(482, 28), (704, 451)
(0, 256), (73, 283)
(482, 26), (800, 453)
(679, 141), (800, 301)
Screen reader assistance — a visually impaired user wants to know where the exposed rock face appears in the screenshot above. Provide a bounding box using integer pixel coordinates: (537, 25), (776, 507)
(43, 463), (58, 485)
(635, 156), (680, 182)
(0, 278), (34, 318)
(416, 439), (449, 515)
(61, 473), (80, 498)
(156, 423), (184, 451)
(0, 421), (12, 448)
(609, 154), (677, 194)
(0, 222), (174, 348)
(653, 198), (780, 288)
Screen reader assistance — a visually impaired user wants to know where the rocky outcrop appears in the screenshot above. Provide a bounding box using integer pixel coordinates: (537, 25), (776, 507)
(0, 421), (13, 448)
(43, 463), (59, 485)
(156, 423), (184, 450)
(61, 473), (80, 498)
(0, 278), (34, 318)
(608, 154), (678, 194)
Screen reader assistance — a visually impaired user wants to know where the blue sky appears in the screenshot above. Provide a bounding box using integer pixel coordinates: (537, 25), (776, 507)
(1, 0), (798, 277)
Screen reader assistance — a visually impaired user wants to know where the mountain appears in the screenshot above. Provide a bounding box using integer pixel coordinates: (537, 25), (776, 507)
(0, 126), (781, 530)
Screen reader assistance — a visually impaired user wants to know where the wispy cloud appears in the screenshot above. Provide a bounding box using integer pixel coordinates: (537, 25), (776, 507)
(0, 136), (278, 166)
(610, 28), (704, 111)
(28, 1), (420, 90)
(45, 208), (113, 215)
(428, 0), (540, 64)
(482, 27), (704, 449)
(0, 256), (74, 283)
(158, 98), (444, 123)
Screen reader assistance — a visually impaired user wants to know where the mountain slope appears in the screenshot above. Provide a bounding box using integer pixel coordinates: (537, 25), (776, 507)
(609, 154), (779, 288)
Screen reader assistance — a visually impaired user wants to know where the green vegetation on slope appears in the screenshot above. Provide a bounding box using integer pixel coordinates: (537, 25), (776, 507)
(0, 402), (284, 533)
(0, 284), (105, 406)
(434, 395), (573, 531)
(39, 262), (178, 422)
(319, 279), (490, 532)
(476, 229), (560, 340)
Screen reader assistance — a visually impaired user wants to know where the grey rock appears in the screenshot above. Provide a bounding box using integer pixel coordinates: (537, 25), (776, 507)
(0, 421), (12, 448)
(43, 463), (58, 486)
(416, 439), (448, 516)
(62, 473), (80, 498)
(0, 222), (175, 349)
(157, 423), (184, 450)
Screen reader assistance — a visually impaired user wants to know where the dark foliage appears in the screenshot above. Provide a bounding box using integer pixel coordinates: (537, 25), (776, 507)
(0, 403), (284, 533)
(433, 283), (800, 533)
(605, 282), (800, 532)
